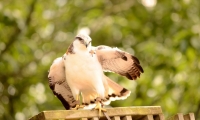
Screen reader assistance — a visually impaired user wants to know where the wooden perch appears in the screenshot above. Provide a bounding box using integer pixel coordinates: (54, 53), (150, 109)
(29, 106), (164, 120)
(29, 106), (195, 120)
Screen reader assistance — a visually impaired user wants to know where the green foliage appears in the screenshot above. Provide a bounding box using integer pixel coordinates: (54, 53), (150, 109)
(0, 0), (199, 119)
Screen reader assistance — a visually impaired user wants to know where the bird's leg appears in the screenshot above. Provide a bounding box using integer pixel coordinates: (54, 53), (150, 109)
(94, 97), (107, 117)
(71, 95), (85, 110)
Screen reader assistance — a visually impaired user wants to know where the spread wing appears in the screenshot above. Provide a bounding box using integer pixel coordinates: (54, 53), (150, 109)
(93, 45), (144, 80)
(48, 57), (76, 109)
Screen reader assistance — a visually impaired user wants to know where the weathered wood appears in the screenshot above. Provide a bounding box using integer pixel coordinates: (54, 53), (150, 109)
(121, 116), (132, 120)
(29, 106), (163, 120)
(167, 113), (195, 120)
(141, 115), (154, 120)
(81, 118), (88, 120)
(29, 106), (196, 120)
(154, 114), (165, 120)
(183, 113), (195, 120)
(111, 116), (120, 120)
(167, 113), (184, 120)
(91, 117), (99, 120)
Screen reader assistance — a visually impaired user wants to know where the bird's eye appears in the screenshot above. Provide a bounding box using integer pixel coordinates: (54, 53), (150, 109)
(76, 37), (83, 41)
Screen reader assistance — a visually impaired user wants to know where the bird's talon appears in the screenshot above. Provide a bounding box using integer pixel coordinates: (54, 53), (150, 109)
(94, 100), (106, 117)
(79, 105), (85, 108)
(71, 104), (85, 110)
(101, 108), (107, 112)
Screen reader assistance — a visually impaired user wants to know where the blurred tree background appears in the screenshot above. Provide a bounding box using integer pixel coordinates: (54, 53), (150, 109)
(0, 0), (200, 119)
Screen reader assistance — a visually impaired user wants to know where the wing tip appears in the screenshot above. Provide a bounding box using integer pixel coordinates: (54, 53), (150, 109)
(53, 92), (71, 110)
(131, 56), (140, 64)
(125, 73), (133, 80)
(131, 56), (143, 71)
(129, 56), (144, 80)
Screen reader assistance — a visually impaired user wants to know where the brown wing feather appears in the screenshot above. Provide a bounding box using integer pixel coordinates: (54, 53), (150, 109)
(48, 57), (76, 109)
(94, 45), (144, 80)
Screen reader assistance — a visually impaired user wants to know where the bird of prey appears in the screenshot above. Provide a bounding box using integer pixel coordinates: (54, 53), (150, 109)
(48, 34), (143, 116)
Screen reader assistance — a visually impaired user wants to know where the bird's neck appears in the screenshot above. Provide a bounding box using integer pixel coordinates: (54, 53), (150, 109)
(74, 46), (90, 54)
(66, 43), (74, 54)
(67, 43), (91, 55)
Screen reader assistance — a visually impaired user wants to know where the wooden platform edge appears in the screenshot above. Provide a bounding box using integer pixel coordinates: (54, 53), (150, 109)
(29, 106), (163, 120)
(166, 113), (195, 120)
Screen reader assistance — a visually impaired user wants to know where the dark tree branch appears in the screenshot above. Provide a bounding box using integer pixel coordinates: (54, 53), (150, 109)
(1, 27), (20, 55)
(25, 0), (37, 27)
(1, 0), (37, 55)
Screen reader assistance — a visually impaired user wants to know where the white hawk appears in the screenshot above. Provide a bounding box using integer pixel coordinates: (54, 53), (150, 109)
(48, 34), (143, 115)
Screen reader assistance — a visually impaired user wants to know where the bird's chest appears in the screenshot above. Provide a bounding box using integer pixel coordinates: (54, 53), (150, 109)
(64, 53), (102, 81)
(66, 54), (99, 70)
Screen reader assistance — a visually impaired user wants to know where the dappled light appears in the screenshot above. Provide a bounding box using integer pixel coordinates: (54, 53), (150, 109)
(141, 0), (157, 8)
(0, 0), (200, 120)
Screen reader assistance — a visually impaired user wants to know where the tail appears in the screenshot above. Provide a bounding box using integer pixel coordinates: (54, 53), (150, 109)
(82, 76), (131, 109)
(102, 76), (131, 105)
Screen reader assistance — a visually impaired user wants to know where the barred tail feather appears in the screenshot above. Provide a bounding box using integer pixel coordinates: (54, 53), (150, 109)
(102, 76), (131, 105)
(82, 76), (131, 109)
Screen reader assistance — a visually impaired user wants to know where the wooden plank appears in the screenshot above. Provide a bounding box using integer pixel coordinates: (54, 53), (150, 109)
(140, 115), (154, 120)
(121, 116), (132, 120)
(81, 118), (88, 120)
(28, 112), (45, 120)
(153, 114), (165, 120)
(111, 116), (120, 120)
(132, 115), (145, 120)
(91, 117), (99, 120)
(184, 113), (195, 120)
(29, 106), (162, 120)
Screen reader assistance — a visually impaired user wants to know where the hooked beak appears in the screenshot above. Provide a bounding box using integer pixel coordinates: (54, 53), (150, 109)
(85, 41), (91, 48)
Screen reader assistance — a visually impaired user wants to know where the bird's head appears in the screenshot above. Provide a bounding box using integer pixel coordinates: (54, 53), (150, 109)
(73, 34), (92, 52)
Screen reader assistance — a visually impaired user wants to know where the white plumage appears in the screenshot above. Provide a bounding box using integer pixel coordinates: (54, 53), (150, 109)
(48, 33), (143, 111)
(63, 51), (106, 103)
